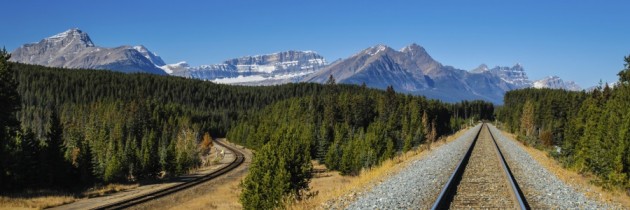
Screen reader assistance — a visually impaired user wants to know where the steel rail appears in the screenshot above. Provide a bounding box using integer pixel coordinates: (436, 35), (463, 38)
(92, 140), (245, 210)
(488, 124), (529, 209)
(431, 123), (529, 210)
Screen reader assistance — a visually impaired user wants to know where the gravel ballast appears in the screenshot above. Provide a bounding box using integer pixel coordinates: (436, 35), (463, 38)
(488, 123), (619, 209)
(345, 124), (482, 210)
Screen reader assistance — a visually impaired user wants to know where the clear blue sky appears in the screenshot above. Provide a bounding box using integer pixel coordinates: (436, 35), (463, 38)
(2, 0), (629, 87)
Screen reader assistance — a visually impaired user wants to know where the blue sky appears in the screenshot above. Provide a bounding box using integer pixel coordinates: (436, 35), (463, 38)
(2, 0), (629, 87)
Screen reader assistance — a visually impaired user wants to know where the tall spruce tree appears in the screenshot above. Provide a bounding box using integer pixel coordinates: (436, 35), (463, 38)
(0, 47), (21, 189)
(43, 109), (70, 187)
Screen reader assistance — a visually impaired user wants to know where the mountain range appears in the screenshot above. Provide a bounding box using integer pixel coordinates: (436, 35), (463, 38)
(9, 29), (581, 104)
(167, 50), (327, 85)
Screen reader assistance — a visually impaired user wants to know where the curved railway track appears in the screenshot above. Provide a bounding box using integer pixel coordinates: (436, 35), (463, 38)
(432, 123), (529, 210)
(92, 140), (245, 210)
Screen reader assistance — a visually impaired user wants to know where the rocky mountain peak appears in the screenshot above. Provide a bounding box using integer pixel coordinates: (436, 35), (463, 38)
(45, 28), (94, 47)
(363, 44), (393, 56)
(133, 45), (149, 53)
(10, 28), (166, 74)
(512, 63), (524, 71)
(471, 64), (490, 73)
(533, 75), (581, 91)
(400, 43), (427, 55)
(132, 45), (166, 66)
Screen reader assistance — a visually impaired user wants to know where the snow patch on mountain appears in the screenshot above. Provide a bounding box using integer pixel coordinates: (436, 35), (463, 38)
(212, 70), (316, 84)
(159, 61), (189, 74)
(133, 45), (166, 66)
(365, 44), (389, 56)
(533, 76), (581, 91)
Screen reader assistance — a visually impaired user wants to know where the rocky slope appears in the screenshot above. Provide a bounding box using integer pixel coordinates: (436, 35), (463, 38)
(533, 76), (581, 91)
(169, 51), (327, 85)
(10, 28), (166, 74)
(471, 63), (531, 88)
(473, 64), (581, 91)
(302, 44), (518, 104)
(302, 43), (581, 104)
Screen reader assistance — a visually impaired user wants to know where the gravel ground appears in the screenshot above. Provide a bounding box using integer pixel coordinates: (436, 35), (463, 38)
(345, 124), (482, 210)
(450, 125), (513, 208)
(488, 123), (620, 209)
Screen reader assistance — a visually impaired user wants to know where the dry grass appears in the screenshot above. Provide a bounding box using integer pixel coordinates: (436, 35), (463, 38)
(286, 127), (471, 210)
(83, 183), (139, 198)
(166, 149), (246, 210)
(165, 175), (243, 210)
(0, 183), (139, 210)
(0, 190), (76, 210)
(499, 130), (630, 208)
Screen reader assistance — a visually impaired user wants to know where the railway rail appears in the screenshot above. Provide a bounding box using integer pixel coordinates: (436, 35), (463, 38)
(431, 123), (529, 209)
(92, 140), (245, 210)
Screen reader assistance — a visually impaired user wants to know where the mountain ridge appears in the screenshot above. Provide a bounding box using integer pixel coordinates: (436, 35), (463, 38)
(169, 50), (327, 85)
(10, 28), (166, 75)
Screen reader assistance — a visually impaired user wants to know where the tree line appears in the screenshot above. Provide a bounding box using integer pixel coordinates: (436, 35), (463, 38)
(496, 56), (630, 190)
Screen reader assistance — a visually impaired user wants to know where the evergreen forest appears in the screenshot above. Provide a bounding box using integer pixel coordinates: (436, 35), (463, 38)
(496, 55), (630, 190)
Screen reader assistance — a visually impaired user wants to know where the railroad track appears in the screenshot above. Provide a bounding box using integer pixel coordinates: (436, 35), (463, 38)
(432, 123), (529, 210)
(92, 140), (245, 210)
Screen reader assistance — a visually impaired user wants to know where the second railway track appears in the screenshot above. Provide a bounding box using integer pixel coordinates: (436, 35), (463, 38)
(92, 140), (245, 210)
(432, 123), (529, 210)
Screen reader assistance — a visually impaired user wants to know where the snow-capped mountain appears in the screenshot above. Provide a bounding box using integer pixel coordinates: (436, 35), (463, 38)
(472, 64), (531, 88)
(533, 76), (581, 91)
(10, 28), (166, 74)
(303, 43), (518, 104)
(303, 44), (433, 91)
(169, 51), (327, 85)
(472, 64), (581, 91)
(133, 45), (166, 66)
(302, 43), (582, 104)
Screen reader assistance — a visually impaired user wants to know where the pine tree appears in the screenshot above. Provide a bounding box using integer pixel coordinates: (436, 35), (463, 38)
(240, 141), (290, 210)
(618, 55), (630, 85)
(0, 47), (21, 189)
(326, 74), (336, 85)
(43, 110), (69, 187)
(240, 126), (312, 209)
(0, 48), (20, 132)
